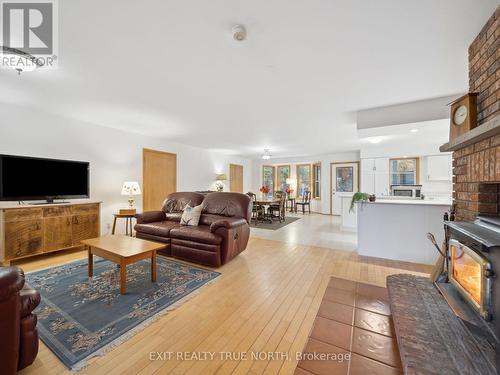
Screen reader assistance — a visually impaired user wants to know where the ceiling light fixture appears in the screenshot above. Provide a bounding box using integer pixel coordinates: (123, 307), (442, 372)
(232, 25), (247, 41)
(1, 46), (44, 75)
(368, 138), (382, 144)
(261, 149), (272, 160)
(410, 129), (419, 133)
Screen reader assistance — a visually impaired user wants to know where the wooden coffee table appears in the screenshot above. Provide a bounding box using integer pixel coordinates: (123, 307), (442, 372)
(81, 235), (166, 294)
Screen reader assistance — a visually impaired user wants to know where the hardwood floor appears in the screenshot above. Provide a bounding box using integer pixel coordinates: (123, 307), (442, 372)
(250, 213), (358, 252)
(17, 236), (431, 375)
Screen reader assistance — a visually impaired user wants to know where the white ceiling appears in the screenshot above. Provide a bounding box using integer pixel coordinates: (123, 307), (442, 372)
(0, 0), (497, 158)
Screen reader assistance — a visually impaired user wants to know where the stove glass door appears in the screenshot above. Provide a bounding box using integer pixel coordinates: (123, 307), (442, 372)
(450, 241), (482, 305)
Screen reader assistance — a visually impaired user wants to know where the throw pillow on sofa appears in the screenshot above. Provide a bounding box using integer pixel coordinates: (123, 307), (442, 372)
(180, 204), (202, 226)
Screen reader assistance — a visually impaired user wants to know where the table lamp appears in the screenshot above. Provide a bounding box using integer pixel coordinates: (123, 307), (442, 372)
(121, 181), (141, 208)
(215, 174), (227, 192)
(286, 178), (297, 197)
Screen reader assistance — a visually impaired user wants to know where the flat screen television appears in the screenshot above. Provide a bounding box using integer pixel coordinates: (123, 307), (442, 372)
(0, 154), (89, 202)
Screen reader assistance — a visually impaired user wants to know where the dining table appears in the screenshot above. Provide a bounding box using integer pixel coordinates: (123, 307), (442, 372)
(254, 197), (282, 223)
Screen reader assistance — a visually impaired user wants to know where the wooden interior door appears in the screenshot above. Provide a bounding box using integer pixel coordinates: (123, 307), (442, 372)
(229, 164), (244, 192)
(143, 149), (177, 211)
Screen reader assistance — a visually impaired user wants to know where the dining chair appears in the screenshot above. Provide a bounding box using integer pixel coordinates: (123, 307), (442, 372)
(246, 192), (264, 224)
(269, 194), (287, 223)
(296, 190), (312, 214)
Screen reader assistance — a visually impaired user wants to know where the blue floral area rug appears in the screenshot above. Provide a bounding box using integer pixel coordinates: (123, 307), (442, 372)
(26, 257), (220, 370)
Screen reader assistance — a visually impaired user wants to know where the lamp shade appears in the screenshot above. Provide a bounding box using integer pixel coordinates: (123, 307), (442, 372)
(121, 181), (141, 195)
(216, 174), (228, 181)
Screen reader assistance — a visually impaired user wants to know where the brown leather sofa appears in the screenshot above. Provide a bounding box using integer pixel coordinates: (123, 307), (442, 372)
(135, 192), (252, 267)
(0, 267), (41, 374)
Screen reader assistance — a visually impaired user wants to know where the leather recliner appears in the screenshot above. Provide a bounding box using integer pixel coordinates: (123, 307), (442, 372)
(135, 192), (252, 267)
(0, 266), (41, 374)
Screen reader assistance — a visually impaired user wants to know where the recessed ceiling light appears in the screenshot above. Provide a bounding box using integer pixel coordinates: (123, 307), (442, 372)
(368, 138), (382, 144)
(410, 129), (419, 133)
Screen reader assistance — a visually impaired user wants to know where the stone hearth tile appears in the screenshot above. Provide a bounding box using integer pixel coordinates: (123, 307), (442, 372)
(356, 283), (389, 301)
(298, 338), (350, 375)
(328, 277), (357, 292)
(310, 316), (353, 351)
(354, 308), (394, 337)
(318, 300), (355, 325)
(355, 294), (391, 316)
(349, 353), (403, 375)
(351, 327), (402, 368)
(324, 287), (356, 306)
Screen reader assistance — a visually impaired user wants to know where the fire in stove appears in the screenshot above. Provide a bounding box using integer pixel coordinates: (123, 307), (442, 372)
(449, 239), (492, 320)
(450, 243), (482, 305)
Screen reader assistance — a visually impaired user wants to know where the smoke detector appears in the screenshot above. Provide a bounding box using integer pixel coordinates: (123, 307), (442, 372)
(232, 25), (246, 41)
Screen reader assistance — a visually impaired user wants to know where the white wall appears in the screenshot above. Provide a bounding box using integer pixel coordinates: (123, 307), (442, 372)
(251, 151), (360, 214)
(360, 142), (443, 159)
(0, 103), (252, 234)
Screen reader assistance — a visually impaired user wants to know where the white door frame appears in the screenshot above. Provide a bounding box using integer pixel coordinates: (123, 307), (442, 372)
(330, 161), (360, 215)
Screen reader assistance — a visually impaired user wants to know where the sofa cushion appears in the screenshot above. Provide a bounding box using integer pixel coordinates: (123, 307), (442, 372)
(135, 221), (180, 237)
(180, 204), (202, 226)
(165, 212), (182, 222)
(170, 225), (223, 245)
(161, 192), (205, 213)
(201, 192), (252, 222)
(199, 214), (222, 226)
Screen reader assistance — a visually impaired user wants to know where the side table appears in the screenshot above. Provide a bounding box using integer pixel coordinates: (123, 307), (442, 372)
(112, 213), (135, 236)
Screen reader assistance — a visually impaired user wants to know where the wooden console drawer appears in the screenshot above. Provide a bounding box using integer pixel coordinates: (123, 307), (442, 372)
(43, 206), (73, 217)
(44, 217), (73, 252)
(0, 202), (101, 263)
(72, 204), (100, 215)
(4, 208), (43, 222)
(5, 220), (43, 259)
(72, 214), (99, 243)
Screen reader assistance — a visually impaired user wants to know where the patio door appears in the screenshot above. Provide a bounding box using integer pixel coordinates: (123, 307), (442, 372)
(331, 162), (359, 215)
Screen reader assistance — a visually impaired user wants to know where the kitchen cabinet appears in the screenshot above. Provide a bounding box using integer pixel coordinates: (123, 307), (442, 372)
(426, 155), (452, 181)
(361, 158), (389, 196)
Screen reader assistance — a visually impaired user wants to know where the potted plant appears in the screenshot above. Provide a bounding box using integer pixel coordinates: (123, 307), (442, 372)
(350, 192), (370, 212)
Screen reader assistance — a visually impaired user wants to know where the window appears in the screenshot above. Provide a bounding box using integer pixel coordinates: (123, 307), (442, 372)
(276, 165), (290, 192)
(390, 158), (419, 185)
(312, 162), (321, 199)
(296, 164), (311, 198)
(336, 166), (354, 192)
(262, 165), (275, 194)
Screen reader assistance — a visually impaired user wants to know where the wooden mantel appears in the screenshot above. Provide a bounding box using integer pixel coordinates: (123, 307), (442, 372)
(440, 116), (500, 152)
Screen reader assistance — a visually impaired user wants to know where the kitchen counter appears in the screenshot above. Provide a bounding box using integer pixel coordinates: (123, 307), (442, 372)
(366, 199), (452, 206)
(357, 199), (449, 265)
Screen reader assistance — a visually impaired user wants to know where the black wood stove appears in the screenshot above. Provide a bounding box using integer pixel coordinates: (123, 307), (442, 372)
(438, 216), (500, 369)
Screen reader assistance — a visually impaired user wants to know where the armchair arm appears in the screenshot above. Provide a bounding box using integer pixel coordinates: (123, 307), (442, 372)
(135, 211), (165, 224)
(210, 218), (247, 233)
(0, 266), (25, 302)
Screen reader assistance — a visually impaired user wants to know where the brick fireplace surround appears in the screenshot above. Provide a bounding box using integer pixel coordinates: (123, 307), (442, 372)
(453, 6), (499, 221)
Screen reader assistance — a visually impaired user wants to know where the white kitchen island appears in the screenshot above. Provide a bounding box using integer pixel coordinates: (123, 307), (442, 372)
(357, 199), (452, 265)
